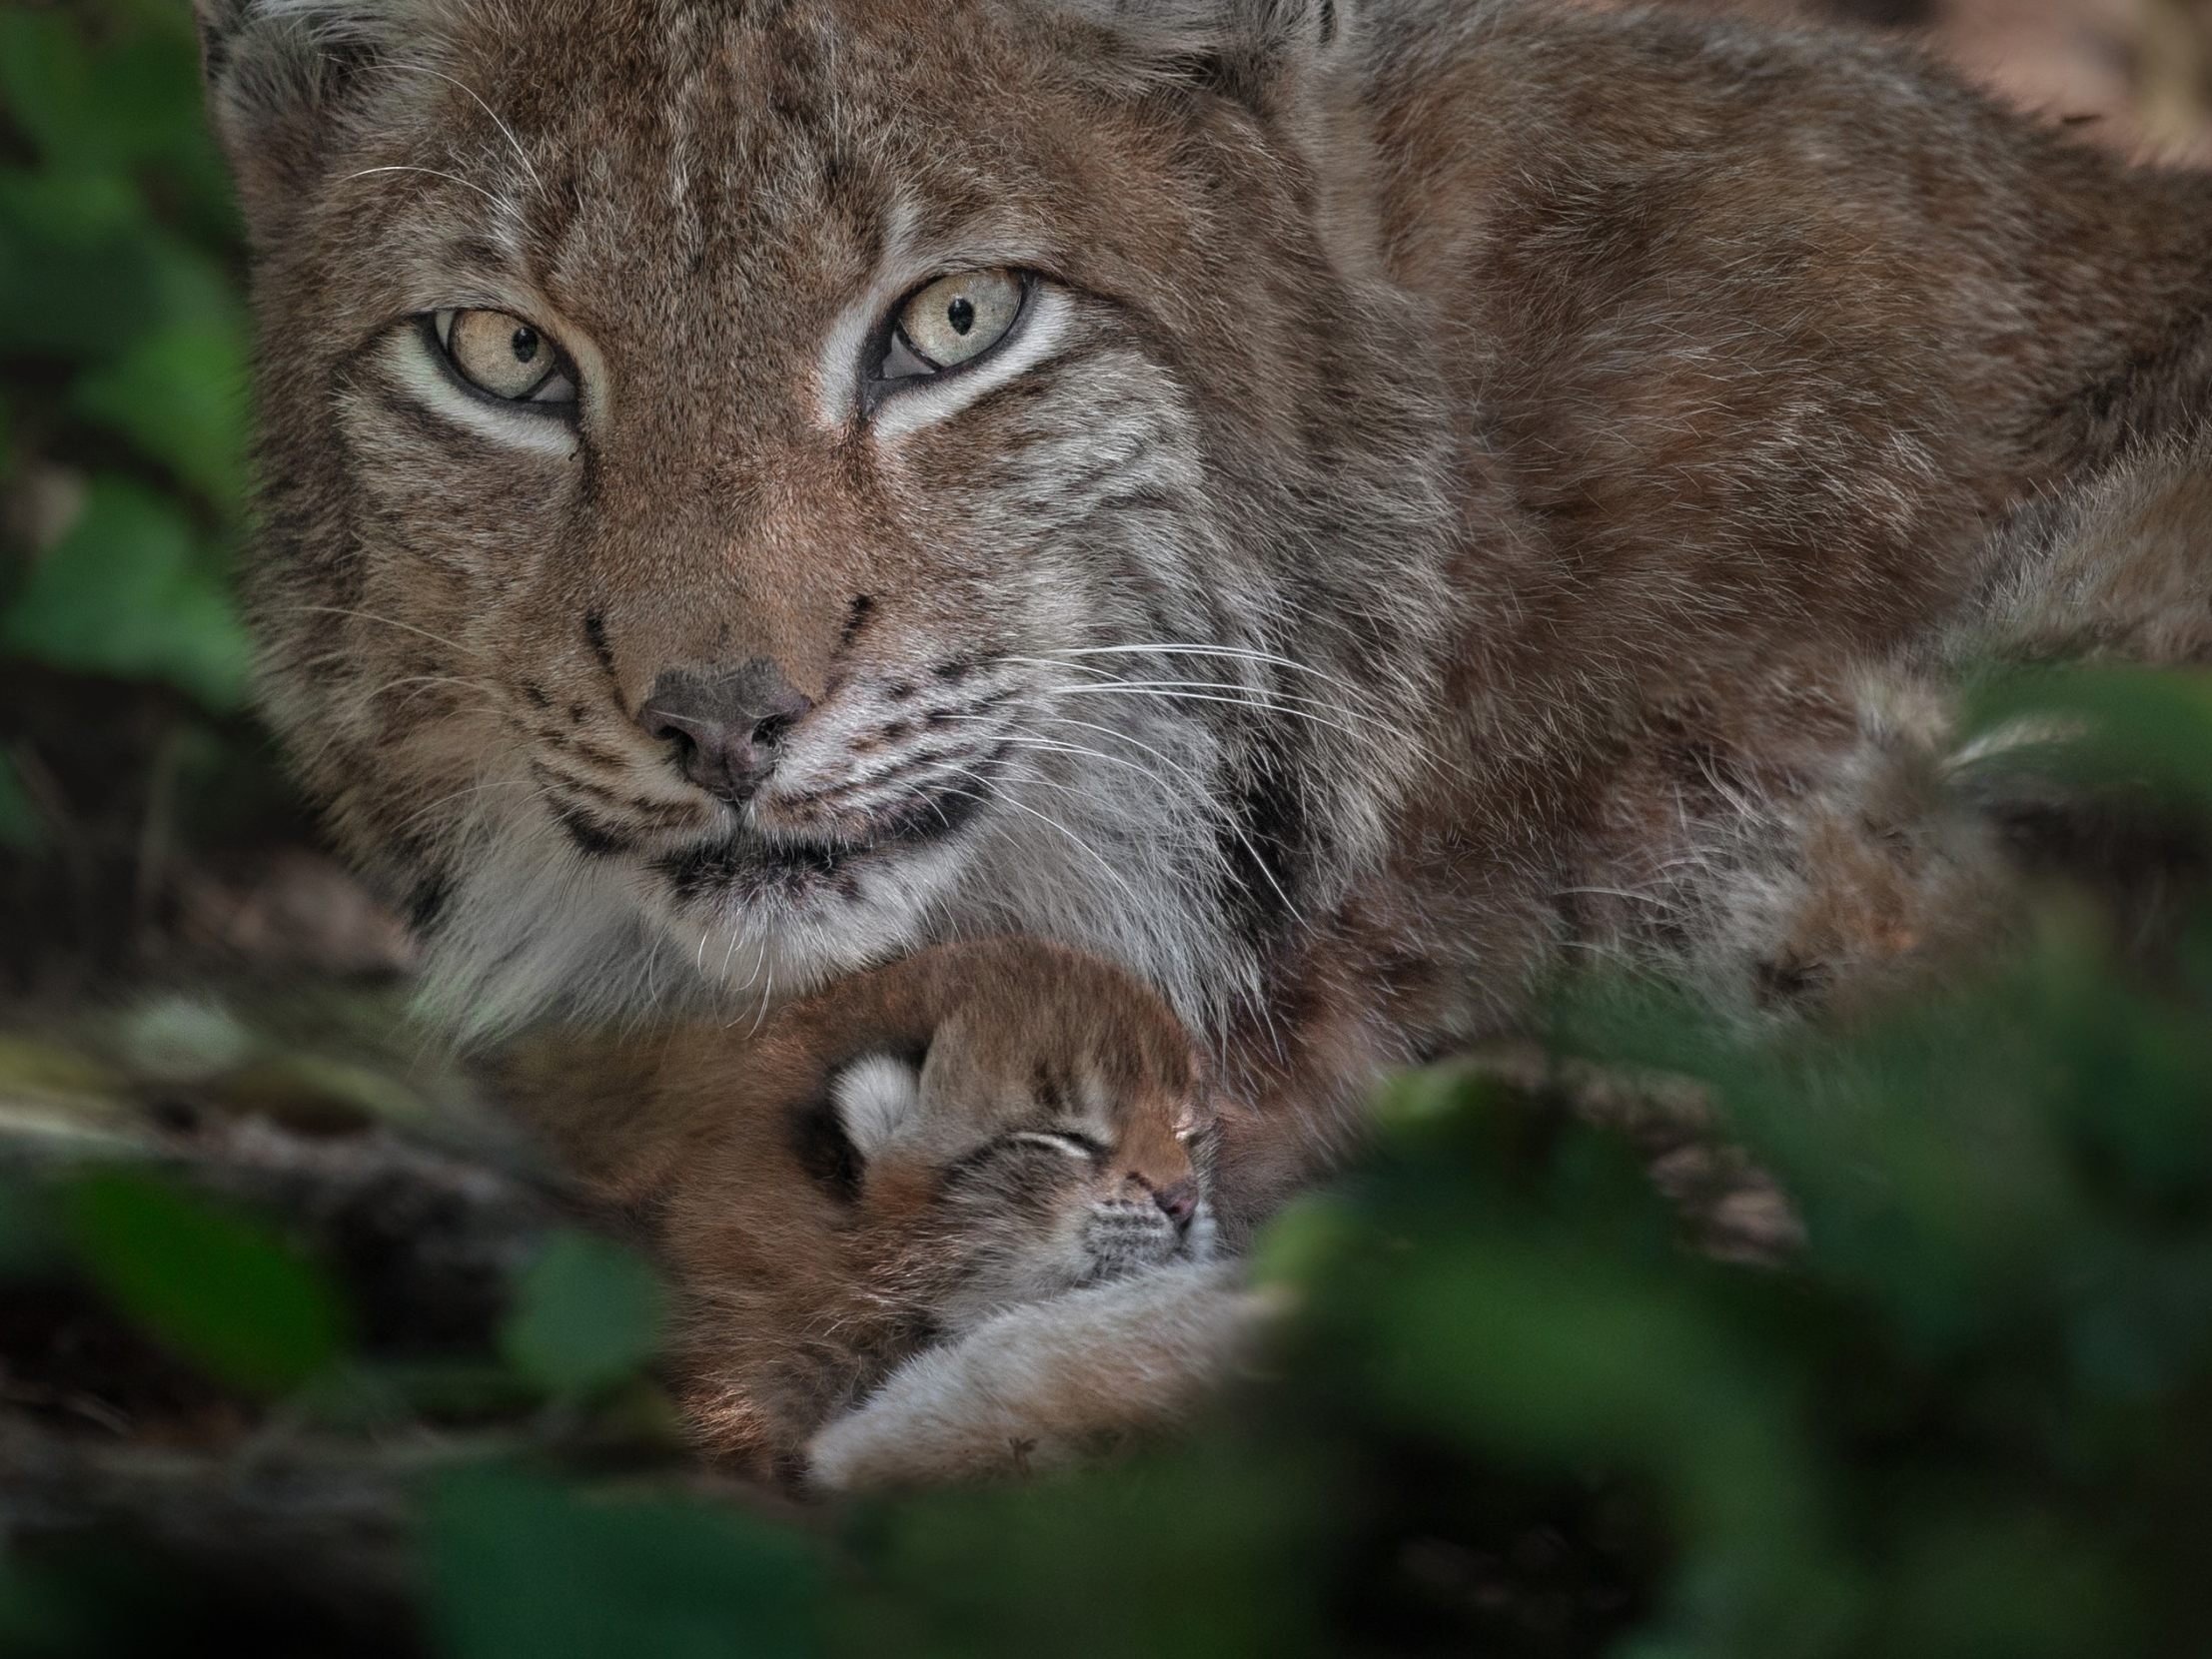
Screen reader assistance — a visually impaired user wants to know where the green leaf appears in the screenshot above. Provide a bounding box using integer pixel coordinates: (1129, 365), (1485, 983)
(0, 13), (97, 168)
(0, 11), (215, 174)
(74, 32), (216, 174)
(500, 1232), (666, 1398)
(1963, 664), (2212, 815)
(426, 1467), (821, 1659)
(71, 320), (251, 507)
(0, 168), (239, 364)
(63, 1170), (351, 1395)
(0, 477), (252, 708)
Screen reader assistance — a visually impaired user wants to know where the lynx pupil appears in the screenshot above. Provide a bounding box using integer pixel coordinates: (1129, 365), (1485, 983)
(947, 298), (976, 337)
(512, 325), (541, 364)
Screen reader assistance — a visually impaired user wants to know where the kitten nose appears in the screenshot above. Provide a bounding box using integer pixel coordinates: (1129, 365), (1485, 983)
(637, 660), (813, 805)
(1151, 1179), (1200, 1231)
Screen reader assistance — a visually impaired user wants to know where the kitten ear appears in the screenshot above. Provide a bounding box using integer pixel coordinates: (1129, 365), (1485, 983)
(191, 0), (420, 240)
(1058, 0), (1355, 116)
(829, 1053), (924, 1161)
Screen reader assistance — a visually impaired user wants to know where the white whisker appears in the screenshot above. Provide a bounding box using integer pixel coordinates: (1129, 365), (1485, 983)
(384, 60), (544, 194)
(389, 775), (545, 842)
(1029, 714), (1306, 926)
(933, 781), (1145, 911)
(1047, 641), (1377, 699)
(278, 604), (479, 660)
(1005, 655), (1401, 740)
(1035, 681), (1372, 746)
(339, 164), (512, 213)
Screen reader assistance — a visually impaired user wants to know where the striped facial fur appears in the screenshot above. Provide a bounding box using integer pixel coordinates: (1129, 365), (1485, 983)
(198, 0), (1460, 1038)
(825, 1041), (1215, 1330)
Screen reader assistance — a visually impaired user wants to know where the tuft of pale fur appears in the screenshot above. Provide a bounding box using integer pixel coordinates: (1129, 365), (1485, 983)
(1956, 424), (2212, 670)
(806, 1260), (1272, 1491)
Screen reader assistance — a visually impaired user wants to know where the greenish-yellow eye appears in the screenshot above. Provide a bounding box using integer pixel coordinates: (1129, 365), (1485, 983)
(434, 308), (576, 404)
(891, 270), (1025, 372)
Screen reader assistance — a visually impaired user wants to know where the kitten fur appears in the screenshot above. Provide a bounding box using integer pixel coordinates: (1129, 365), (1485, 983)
(500, 937), (1242, 1486)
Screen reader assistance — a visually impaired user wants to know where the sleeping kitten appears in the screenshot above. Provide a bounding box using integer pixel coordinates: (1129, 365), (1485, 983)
(502, 938), (1261, 1488)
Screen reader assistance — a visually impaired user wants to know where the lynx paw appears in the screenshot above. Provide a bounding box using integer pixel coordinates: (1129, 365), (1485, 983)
(804, 1261), (1273, 1492)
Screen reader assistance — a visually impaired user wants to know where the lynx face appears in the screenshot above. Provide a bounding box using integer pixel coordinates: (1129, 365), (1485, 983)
(198, 0), (1461, 1037)
(824, 1045), (1215, 1334)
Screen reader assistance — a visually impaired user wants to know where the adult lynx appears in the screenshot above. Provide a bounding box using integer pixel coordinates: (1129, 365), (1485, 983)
(198, 0), (2207, 1339)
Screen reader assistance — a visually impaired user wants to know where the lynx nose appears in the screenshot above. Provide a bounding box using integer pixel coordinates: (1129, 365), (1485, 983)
(1151, 1179), (1201, 1232)
(638, 661), (813, 805)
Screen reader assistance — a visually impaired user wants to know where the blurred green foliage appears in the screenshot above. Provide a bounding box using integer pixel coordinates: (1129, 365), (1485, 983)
(427, 1469), (822, 1659)
(5, 3), (2212, 1655)
(0, 0), (252, 714)
(0, 0), (283, 989)
(500, 1230), (668, 1400)
(62, 1167), (350, 1395)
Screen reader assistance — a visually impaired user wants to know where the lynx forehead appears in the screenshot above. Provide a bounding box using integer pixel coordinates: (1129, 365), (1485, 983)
(203, 0), (1458, 1038)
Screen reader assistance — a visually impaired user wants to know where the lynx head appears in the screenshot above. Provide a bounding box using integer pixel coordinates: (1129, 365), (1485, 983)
(821, 1014), (1213, 1330)
(196, 0), (1461, 1038)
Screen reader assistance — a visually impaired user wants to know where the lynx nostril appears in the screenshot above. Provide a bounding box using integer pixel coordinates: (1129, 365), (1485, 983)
(750, 709), (798, 751)
(636, 659), (813, 806)
(1152, 1179), (1200, 1230)
(645, 711), (701, 760)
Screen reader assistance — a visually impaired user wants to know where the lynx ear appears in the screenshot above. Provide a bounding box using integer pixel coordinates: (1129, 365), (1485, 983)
(192, 0), (423, 238)
(1060, 0), (1355, 115)
(829, 1053), (924, 1161)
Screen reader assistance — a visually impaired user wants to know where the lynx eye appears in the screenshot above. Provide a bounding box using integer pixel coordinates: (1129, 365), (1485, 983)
(880, 269), (1026, 379)
(432, 309), (577, 405)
